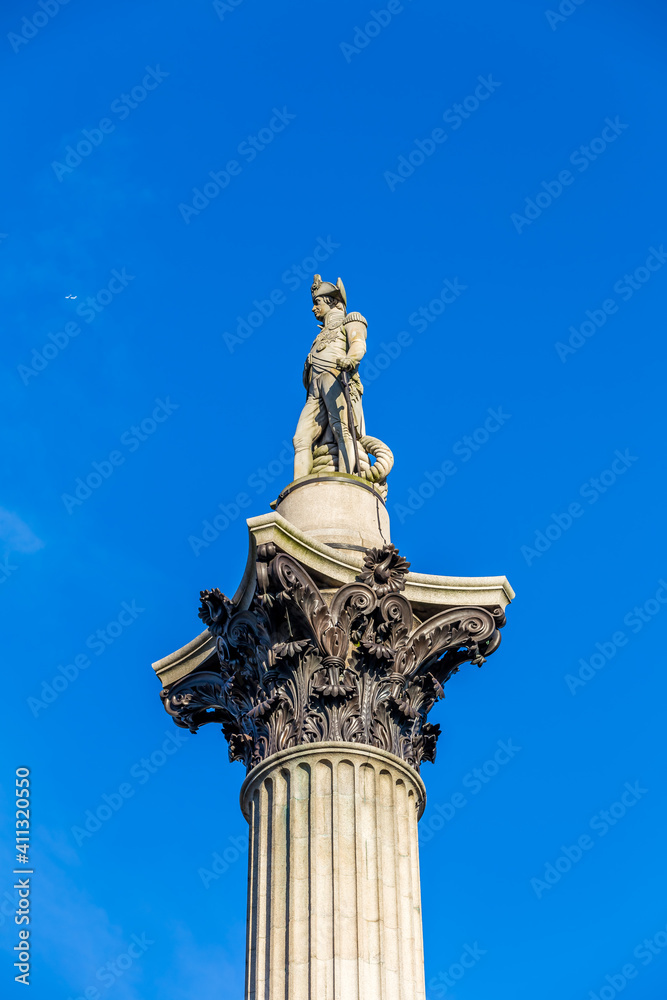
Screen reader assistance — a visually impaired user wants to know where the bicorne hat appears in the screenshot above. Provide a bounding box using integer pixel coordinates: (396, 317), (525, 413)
(311, 274), (347, 308)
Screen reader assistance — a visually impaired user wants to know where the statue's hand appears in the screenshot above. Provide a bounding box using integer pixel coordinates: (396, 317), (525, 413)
(337, 356), (356, 372)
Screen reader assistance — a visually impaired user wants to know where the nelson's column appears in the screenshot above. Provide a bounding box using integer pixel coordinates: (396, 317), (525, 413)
(152, 274), (514, 999)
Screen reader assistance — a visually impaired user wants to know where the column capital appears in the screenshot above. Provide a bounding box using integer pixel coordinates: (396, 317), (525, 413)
(159, 538), (507, 774)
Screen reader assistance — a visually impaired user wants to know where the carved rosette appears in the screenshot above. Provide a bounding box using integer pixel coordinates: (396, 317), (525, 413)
(160, 544), (506, 773)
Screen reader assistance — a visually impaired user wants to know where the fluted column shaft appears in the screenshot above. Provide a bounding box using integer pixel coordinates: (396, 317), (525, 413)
(240, 742), (427, 1000)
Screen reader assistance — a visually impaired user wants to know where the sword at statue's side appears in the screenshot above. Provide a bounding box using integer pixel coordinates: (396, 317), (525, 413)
(338, 368), (361, 476)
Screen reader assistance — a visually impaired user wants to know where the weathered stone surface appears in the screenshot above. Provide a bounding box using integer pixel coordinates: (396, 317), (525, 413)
(274, 473), (391, 549)
(241, 742), (426, 1000)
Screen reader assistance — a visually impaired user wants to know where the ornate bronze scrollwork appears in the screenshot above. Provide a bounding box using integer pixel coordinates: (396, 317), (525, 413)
(160, 544), (504, 772)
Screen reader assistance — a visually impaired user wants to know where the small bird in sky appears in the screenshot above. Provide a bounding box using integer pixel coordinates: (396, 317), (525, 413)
(65, 294), (77, 299)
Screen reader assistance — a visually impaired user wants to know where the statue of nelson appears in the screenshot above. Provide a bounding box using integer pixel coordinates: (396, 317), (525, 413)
(292, 275), (368, 480)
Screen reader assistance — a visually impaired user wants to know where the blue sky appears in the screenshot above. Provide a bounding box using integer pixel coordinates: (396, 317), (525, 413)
(2, 0), (667, 996)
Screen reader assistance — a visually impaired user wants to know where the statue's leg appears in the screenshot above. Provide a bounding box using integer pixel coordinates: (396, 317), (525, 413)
(293, 393), (325, 479)
(321, 373), (353, 474)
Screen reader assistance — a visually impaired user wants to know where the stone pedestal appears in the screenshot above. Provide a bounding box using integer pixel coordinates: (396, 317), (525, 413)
(273, 473), (390, 549)
(241, 742), (426, 1000)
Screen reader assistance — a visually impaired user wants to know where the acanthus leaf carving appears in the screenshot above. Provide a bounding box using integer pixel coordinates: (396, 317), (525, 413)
(160, 544), (506, 772)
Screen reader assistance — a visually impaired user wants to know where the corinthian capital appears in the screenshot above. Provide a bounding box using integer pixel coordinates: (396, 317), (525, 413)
(160, 539), (506, 773)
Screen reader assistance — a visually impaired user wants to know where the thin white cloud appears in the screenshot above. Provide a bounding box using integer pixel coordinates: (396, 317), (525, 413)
(0, 822), (149, 1000)
(0, 507), (44, 555)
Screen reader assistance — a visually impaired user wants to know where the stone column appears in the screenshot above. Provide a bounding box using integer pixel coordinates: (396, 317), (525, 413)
(154, 494), (513, 997)
(241, 742), (426, 1000)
